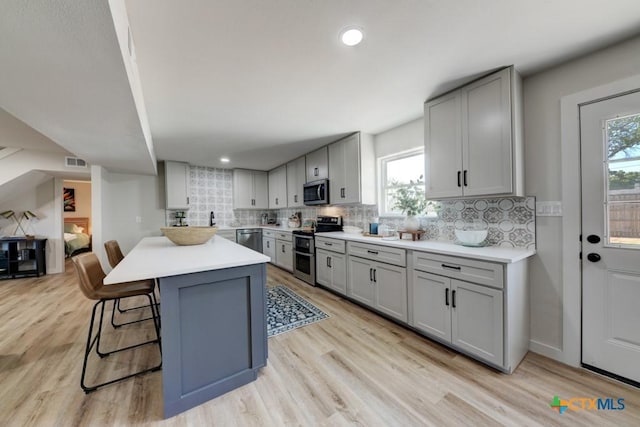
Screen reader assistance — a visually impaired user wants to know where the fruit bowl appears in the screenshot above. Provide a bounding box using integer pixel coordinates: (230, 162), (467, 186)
(161, 226), (218, 246)
(454, 229), (488, 246)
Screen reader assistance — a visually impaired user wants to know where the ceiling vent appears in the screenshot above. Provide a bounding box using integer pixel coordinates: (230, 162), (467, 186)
(65, 156), (87, 168)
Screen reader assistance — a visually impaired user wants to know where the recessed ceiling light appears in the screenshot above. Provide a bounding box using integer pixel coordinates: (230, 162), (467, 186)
(340, 27), (364, 46)
(220, 157), (230, 163)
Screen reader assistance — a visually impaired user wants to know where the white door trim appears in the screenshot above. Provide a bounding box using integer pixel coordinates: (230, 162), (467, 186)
(560, 73), (640, 367)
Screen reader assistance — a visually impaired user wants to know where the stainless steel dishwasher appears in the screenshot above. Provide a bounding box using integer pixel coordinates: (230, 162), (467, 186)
(236, 229), (263, 253)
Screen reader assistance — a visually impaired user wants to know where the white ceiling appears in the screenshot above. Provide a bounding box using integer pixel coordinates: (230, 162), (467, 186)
(2, 1), (640, 173)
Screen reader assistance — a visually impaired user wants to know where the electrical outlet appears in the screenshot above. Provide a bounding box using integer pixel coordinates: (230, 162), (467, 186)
(536, 201), (562, 217)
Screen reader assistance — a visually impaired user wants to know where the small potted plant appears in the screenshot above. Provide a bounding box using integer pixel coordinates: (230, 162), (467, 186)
(392, 176), (428, 230)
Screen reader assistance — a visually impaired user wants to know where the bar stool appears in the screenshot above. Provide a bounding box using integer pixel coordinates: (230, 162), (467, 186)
(104, 240), (158, 328)
(72, 252), (162, 393)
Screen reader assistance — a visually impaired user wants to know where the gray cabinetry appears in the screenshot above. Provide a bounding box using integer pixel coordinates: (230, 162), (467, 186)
(346, 241), (408, 322)
(305, 146), (328, 182)
(316, 237), (347, 295)
(262, 236), (276, 262)
(425, 66), (523, 199)
(165, 161), (190, 209)
(410, 251), (527, 372)
(286, 156), (306, 207)
(268, 165), (287, 209)
(233, 169), (268, 209)
(328, 132), (375, 205)
(274, 231), (293, 272)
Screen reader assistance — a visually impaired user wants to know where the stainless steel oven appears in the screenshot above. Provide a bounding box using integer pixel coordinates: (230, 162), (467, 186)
(293, 232), (315, 285)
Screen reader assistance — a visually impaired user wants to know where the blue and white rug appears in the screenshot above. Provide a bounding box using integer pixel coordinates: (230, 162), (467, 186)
(267, 285), (329, 337)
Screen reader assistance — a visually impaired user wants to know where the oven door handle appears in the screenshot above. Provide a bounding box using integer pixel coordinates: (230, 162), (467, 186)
(294, 251), (313, 257)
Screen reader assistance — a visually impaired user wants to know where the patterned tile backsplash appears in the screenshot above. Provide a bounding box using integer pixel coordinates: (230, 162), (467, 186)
(166, 165), (535, 249)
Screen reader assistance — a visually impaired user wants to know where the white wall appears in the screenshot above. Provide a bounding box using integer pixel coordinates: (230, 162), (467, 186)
(524, 35), (640, 360)
(374, 117), (424, 159)
(92, 165), (166, 271)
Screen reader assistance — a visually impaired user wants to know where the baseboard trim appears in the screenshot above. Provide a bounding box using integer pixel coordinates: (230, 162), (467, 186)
(529, 339), (567, 364)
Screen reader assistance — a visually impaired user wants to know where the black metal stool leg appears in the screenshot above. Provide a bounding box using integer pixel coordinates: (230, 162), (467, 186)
(111, 297), (155, 329)
(82, 296), (162, 394)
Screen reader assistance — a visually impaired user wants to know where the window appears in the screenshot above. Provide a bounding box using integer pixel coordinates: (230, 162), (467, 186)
(379, 148), (425, 216)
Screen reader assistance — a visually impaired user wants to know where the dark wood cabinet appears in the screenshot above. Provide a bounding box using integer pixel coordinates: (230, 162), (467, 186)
(0, 237), (47, 279)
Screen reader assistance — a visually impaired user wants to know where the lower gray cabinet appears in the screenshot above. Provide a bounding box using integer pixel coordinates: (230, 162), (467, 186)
(347, 255), (408, 322)
(316, 249), (347, 295)
(275, 240), (293, 272)
(411, 269), (503, 367)
(262, 237), (276, 263)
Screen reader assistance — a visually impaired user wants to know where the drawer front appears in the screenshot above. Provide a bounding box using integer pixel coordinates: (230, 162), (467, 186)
(315, 237), (346, 254)
(347, 242), (406, 267)
(276, 232), (292, 242)
(262, 229), (276, 238)
(412, 251), (504, 289)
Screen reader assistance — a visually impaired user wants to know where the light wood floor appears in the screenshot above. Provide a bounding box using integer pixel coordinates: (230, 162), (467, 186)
(1, 260), (639, 426)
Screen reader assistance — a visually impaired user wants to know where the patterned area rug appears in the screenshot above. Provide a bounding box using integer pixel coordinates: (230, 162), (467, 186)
(267, 285), (329, 337)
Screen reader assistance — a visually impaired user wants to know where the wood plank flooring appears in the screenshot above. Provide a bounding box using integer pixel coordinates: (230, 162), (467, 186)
(0, 260), (638, 426)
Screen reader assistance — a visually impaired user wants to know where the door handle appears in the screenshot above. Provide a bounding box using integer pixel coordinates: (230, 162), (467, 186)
(314, 167), (319, 176)
(367, 250), (379, 255)
(282, 244), (285, 253)
(341, 188), (345, 198)
(373, 269), (377, 283)
(463, 170), (468, 186)
(369, 268), (373, 282)
(267, 241), (270, 248)
(275, 197), (278, 205)
(587, 234), (601, 244)
(457, 171), (461, 187)
(445, 288), (449, 306)
(452, 290), (456, 308)
(441, 263), (461, 271)
(587, 253), (601, 262)
(328, 256), (332, 268)
(294, 195), (298, 203)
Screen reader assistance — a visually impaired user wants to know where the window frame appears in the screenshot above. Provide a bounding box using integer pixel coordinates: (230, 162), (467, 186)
(377, 148), (425, 217)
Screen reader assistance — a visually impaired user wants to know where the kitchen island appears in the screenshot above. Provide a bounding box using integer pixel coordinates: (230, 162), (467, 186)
(104, 235), (270, 418)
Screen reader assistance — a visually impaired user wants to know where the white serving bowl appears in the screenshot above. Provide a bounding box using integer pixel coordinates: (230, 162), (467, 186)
(454, 229), (488, 246)
(343, 226), (363, 234)
(161, 226), (218, 246)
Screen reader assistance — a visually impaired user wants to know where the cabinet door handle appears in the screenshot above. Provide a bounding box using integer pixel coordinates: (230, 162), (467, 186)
(276, 197), (279, 205)
(457, 171), (461, 187)
(327, 257), (330, 267)
(187, 196), (190, 205)
(441, 263), (461, 271)
(367, 250), (378, 255)
(452, 290), (456, 308)
(463, 170), (468, 187)
(341, 188), (345, 198)
(373, 269), (377, 283)
(314, 167), (319, 176)
(267, 241), (270, 249)
(294, 195), (298, 203)
(369, 268), (373, 282)
(445, 288), (449, 306)
(325, 242), (333, 246)
(282, 244), (285, 253)
(328, 256), (332, 268)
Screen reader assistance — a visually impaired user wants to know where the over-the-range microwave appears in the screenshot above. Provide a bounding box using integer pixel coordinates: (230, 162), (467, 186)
(303, 179), (329, 206)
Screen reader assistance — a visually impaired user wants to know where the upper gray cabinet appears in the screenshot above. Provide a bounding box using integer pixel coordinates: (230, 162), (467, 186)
(306, 146), (328, 182)
(328, 132), (375, 205)
(268, 165), (287, 209)
(286, 156), (306, 208)
(165, 161), (190, 209)
(233, 169), (268, 209)
(424, 66), (524, 199)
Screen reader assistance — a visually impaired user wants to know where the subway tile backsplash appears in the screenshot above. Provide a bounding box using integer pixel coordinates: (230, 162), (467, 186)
(166, 165), (535, 249)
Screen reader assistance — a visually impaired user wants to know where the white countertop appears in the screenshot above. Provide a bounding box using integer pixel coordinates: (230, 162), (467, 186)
(104, 236), (270, 284)
(315, 232), (535, 263)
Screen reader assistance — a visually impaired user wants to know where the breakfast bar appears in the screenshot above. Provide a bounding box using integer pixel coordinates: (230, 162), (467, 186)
(104, 235), (270, 418)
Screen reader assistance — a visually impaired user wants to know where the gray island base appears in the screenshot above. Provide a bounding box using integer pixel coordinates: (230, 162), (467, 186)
(160, 263), (267, 418)
(103, 236), (269, 419)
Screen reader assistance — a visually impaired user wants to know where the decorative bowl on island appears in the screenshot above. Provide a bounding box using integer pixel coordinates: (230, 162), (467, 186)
(454, 229), (488, 246)
(161, 226), (218, 246)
